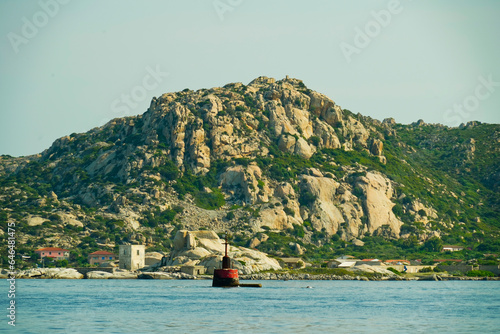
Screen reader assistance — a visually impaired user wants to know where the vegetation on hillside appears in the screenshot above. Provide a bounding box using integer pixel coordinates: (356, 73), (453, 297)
(0, 78), (498, 269)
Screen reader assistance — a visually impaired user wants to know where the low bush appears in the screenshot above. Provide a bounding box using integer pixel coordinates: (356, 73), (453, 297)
(466, 270), (495, 277)
(387, 267), (402, 275)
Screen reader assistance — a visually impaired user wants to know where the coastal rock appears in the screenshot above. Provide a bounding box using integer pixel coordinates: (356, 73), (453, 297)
(352, 264), (396, 276)
(138, 272), (174, 279)
(18, 268), (83, 279)
(145, 252), (164, 266)
(167, 230), (282, 274)
(87, 271), (114, 279)
(109, 270), (138, 279)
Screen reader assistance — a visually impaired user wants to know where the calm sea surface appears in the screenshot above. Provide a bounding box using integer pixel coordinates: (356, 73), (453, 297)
(1, 279), (499, 333)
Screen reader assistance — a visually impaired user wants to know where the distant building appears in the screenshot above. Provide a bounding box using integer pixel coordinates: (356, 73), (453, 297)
(328, 258), (360, 268)
(181, 265), (206, 276)
(356, 259), (382, 266)
(337, 261), (357, 268)
(442, 245), (465, 252)
(385, 259), (411, 266)
(280, 258), (305, 269)
(35, 247), (69, 260)
(88, 251), (117, 266)
(119, 245), (145, 271)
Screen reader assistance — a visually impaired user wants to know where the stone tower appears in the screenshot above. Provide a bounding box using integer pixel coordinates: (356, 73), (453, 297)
(119, 245), (145, 271)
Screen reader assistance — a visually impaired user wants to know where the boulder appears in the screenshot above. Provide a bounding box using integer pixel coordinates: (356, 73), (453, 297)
(145, 252), (164, 266)
(249, 237), (261, 248)
(275, 182), (296, 199)
(352, 239), (365, 247)
(26, 216), (48, 226)
(166, 230), (282, 275)
(87, 271), (114, 279)
(370, 139), (383, 156)
(138, 272), (174, 279)
(110, 270), (138, 279)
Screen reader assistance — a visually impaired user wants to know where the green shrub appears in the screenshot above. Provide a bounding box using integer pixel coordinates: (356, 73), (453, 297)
(387, 267), (402, 275)
(309, 136), (321, 146)
(466, 270), (495, 277)
(299, 190), (316, 207)
(195, 189), (225, 210)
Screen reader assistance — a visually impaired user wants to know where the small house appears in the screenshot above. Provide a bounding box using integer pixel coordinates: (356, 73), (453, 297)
(280, 257), (305, 269)
(88, 251), (117, 266)
(328, 258), (360, 268)
(442, 245), (465, 252)
(181, 265), (206, 276)
(35, 247), (70, 260)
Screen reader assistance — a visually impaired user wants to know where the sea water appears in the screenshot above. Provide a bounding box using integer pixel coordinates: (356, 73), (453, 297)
(1, 279), (499, 333)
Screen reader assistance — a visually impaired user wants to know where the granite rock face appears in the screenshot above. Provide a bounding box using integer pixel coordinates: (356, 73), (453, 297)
(166, 230), (282, 274)
(2, 75), (491, 260)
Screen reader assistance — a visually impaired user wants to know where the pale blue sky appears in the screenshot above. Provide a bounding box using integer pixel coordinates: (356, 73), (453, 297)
(1, 0), (499, 157)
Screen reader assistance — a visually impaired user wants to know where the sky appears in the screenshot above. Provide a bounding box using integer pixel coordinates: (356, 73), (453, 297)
(1, 0), (499, 157)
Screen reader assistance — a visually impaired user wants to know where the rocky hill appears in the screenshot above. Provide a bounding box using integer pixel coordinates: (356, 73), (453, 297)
(1, 76), (499, 266)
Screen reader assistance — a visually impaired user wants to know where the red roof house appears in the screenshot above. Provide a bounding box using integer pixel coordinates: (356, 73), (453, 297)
(88, 251), (117, 266)
(35, 247), (70, 260)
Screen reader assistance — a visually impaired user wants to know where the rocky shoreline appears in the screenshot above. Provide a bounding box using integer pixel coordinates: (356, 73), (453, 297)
(2, 268), (498, 281)
(240, 273), (500, 281)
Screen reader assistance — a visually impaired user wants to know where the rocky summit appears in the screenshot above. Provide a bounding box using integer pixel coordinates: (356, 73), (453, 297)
(0, 76), (499, 265)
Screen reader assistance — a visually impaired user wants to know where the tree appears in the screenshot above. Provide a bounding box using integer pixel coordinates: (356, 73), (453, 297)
(423, 237), (443, 252)
(401, 235), (419, 250)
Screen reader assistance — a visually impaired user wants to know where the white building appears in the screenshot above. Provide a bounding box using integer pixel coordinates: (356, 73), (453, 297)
(119, 245), (145, 271)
